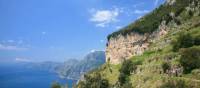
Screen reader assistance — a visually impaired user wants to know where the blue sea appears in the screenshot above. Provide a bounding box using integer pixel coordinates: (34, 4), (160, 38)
(0, 63), (76, 88)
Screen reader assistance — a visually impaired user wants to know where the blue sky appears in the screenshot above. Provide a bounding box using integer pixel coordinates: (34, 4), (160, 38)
(0, 0), (165, 62)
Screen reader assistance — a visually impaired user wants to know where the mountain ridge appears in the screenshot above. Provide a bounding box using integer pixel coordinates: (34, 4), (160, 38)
(57, 51), (106, 80)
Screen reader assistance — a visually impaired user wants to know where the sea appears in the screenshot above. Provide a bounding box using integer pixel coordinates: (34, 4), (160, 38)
(0, 63), (76, 88)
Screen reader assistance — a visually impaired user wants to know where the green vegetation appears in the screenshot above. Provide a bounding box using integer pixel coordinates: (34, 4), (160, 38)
(172, 32), (200, 52)
(172, 32), (194, 51)
(179, 46), (200, 73)
(75, 72), (109, 88)
(162, 62), (171, 73)
(160, 79), (188, 88)
(107, 0), (191, 40)
(77, 26), (200, 87)
(118, 60), (134, 86)
(76, 0), (200, 88)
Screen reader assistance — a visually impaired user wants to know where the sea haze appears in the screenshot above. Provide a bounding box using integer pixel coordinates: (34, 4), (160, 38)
(0, 62), (76, 88)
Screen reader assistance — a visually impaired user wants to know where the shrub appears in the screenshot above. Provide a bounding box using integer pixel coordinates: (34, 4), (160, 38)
(100, 79), (109, 88)
(118, 59), (137, 86)
(118, 73), (127, 85)
(194, 35), (200, 45)
(162, 62), (171, 73)
(172, 32), (194, 52)
(179, 47), (200, 73)
(76, 73), (109, 88)
(160, 79), (188, 88)
(191, 69), (200, 79)
(191, 69), (200, 75)
(119, 60), (134, 75)
(121, 82), (132, 88)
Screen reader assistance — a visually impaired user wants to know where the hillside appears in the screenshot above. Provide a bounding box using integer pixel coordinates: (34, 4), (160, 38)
(57, 51), (105, 80)
(75, 0), (200, 88)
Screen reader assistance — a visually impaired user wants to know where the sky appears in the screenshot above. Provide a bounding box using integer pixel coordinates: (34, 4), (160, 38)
(0, 0), (165, 62)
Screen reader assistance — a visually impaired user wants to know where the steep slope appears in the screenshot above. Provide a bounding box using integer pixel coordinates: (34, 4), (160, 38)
(76, 0), (200, 88)
(106, 0), (200, 64)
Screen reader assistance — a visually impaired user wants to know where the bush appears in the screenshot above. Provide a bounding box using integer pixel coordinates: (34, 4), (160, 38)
(118, 73), (127, 85)
(162, 62), (171, 73)
(194, 35), (200, 45)
(160, 79), (188, 88)
(121, 82), (132, 88)
(118, 59), (137, 86)
(172, 32), (194, 52)
(191, 69), (200, 79)
(172, 30), (200, 52)
(191, 69), (200, 75)
(179, 47), (200, 73)
(76, 73), (109, 88)
(119, 60), (134, 75)
(100, 79), (109, 88)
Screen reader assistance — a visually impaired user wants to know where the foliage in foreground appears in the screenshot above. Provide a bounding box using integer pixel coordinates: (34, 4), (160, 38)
(172, 32), (200, 52)
(160, 79), (188, 88)
(179, 46), (200, 73)
(75, 72), (109, 88)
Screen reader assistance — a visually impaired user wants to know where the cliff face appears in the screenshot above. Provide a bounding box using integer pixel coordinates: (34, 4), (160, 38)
(106, 21), (168, 64)
(106, 0), (200, 64)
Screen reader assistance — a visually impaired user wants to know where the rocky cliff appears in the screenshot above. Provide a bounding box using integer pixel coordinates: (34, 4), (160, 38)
(106, 0), (200, 64)
(106, 22), (168, 64)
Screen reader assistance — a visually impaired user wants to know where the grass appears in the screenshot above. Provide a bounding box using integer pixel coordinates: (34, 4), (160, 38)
(77, 3), (200, 87)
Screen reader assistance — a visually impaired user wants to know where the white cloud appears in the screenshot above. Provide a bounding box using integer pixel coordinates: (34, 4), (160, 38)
(100, 40), (104, 43)
(42, 32), (46, 35)
(154, 0), (159, 6)
(115, 26), (122, 30)
(90, 8), (120, 27)
(0, 44), (28, 51)
(90, 49), (96, 53)
(133, 10), (149, 14)
(96, 23), (106, 27)
(15, 58), (31, 62)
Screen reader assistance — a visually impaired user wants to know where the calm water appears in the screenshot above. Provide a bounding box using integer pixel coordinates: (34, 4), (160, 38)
(0, 64), (76, 88)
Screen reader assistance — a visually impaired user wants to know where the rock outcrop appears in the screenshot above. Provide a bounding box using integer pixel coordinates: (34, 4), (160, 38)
(106, 21), (168, 64)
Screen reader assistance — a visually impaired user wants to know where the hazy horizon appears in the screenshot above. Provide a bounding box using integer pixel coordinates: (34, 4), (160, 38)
(0, 0), (164, 62)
